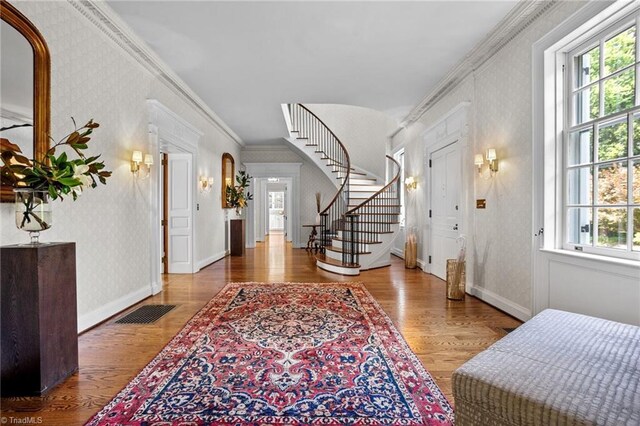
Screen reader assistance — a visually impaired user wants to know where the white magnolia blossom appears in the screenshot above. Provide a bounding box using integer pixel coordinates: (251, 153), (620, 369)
(73, 164), (92, 188)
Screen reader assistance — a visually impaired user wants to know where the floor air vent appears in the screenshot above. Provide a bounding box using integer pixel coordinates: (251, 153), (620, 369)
(115, 305), (176, 324)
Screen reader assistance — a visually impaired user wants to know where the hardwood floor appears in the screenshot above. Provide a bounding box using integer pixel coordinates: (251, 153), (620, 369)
(0, 234), (521, 425)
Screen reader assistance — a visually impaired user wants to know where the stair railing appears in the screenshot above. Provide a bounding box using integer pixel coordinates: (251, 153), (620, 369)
(343, 155), (401, 265)
(288, 104), (351, 256)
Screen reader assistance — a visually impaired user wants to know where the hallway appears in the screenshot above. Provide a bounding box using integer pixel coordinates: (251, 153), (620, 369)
(1, 242), (520, 425)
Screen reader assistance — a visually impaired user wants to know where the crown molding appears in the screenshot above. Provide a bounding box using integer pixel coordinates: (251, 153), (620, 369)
(68, 0), (244, 147)
(400, 0), (560, 127)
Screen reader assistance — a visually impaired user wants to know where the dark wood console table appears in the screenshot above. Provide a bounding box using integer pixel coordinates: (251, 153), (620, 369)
(1, 242), (78, 396)
(230, 219), (245, 256)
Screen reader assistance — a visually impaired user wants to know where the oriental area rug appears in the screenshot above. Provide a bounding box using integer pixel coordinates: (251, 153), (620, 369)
(86, 282), (454, 425)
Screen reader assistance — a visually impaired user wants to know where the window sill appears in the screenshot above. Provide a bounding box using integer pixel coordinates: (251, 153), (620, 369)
(540, 248), (640, 269)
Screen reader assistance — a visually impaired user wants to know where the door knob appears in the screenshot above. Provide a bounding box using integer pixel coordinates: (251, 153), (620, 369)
(453, 224), (458, 230)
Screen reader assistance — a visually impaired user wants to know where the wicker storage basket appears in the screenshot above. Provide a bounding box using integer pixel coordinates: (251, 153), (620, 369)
(404, 241), (417, 269)
(446, 259), (465, 300)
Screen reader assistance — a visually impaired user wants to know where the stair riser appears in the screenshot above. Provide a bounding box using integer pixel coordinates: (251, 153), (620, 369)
(348, 191), (379, 199)
(349, 178), (377, 185)
(316, 259), (360, 276)
(332, 239), (374, 252)
(348, 185), (383, 192)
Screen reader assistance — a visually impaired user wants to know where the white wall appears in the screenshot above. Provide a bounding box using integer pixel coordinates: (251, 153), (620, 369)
(305, 104), (397, 180)
(0, 1), (240, 331)
(391, 1), (591, 321)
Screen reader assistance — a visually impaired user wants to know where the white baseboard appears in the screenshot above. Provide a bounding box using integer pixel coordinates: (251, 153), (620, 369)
(196, 250), (226, 271)
(391, 248), (404, 258)
(151, 280), (162, 295)
(468, 284), (531, 322)
(77, 285), (152, 333)
(417, 258), (426, 271)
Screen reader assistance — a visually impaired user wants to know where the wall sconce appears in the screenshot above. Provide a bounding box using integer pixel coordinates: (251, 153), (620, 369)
(474, 148), (499, 177)
(404, 176), (417, 191)
(474, 154), (484, 174)
(200, 176), (214, 192)
(131, 150), (153, 178)
(486, 148), (498, 174)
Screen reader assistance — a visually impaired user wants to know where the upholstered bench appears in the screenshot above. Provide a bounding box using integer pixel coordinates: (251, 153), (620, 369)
(452, 309), (640, 425)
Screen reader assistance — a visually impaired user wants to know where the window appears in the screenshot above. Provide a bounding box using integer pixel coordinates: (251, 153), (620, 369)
(564, 15), (640, 259)
(394, 149), (405, 227)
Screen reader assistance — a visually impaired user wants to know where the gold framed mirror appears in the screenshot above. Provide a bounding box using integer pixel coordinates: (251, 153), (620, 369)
(0, 0), (51, 202)
(221, 153), (235, 208)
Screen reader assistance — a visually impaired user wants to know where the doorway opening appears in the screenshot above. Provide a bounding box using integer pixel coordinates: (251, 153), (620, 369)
(268, 189), (286, 235)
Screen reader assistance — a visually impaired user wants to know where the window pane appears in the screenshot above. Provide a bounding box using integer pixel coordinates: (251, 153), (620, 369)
(633, 114), (640, 156)
(633, 159), (640, 204)
(604, 26), (636, 75)
(597, 161), (628, 204)
(598, 118), (627, 161)
(603, 68), (635, 115)
(634, 208), (640, 251)
(568, 166), (593, 205)
(596, 207), (627, 248)
(568, 207), (593, 245)
(574, 84), (599, 124)
(575, 45), (600, 87)
(568, 128), (593, 165)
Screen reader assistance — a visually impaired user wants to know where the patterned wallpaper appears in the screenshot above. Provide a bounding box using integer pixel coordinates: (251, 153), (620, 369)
(390, 1), (586, 316)
(0, 1), (240, 330)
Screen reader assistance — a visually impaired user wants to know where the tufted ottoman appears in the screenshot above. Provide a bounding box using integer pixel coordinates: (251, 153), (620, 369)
(452, 309), (640, 425)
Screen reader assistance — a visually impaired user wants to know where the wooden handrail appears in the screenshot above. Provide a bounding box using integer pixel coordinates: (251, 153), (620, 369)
(346, 155), (400, 214)
(297, 104), (351, 216)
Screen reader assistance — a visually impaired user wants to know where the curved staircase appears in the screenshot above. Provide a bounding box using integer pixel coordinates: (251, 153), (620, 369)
(284, 104), (401, 275)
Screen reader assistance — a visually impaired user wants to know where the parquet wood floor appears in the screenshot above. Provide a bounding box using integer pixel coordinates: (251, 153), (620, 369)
(0, 234), (521, 425)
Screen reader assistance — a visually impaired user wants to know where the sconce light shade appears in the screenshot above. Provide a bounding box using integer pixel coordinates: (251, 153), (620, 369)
(404, 176), (417, 191)
(131, 150), (143, 164)
(144, 154), (154, 166)
(486, 148), (498, 173)
(474, 154), (484, 166)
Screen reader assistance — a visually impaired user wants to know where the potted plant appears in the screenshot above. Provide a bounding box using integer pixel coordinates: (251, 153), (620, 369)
(225, 170), (253, 216)
(1, 119), (111, 243)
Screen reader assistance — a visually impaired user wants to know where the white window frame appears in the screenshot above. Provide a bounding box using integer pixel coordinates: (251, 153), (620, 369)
(555, 5), (640, 261)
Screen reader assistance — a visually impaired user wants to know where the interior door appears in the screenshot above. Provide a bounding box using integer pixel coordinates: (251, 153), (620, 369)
(430, 141), (460, 280)
(168, 153), (193, 273)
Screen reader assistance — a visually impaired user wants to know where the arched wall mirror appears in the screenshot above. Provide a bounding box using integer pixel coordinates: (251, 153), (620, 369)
(0, 0), (51, 202)
(221, 153), (235, 208)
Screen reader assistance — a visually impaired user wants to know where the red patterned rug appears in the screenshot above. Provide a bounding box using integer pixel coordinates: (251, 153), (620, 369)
(86, 282), (453, 425)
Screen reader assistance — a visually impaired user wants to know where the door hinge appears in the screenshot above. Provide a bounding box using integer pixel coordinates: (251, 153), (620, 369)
(428, 256), (432, 264)
(161, 219), (167, 226)
(429, 159), (432, 168)
(428, 210), (432, 218)
(162, 255), (167, 263)
(162, 158), (167, 166)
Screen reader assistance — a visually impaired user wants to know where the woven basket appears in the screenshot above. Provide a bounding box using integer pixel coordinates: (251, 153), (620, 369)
(446, 259), (465, 300)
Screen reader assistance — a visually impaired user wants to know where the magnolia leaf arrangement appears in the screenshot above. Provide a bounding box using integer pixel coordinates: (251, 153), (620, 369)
(225, 170), (253, 214)
(1, 119), (112, 200)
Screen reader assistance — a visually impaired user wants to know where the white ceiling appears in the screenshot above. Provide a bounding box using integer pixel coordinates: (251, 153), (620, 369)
(107, 1), (518, 145)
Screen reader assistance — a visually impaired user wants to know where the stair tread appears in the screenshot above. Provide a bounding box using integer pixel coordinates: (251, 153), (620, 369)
(333, 237), (381, 244)
(349, 212), (399, 215)
(315, 254), (359, 268)
(339, 229), (395, 234)
(325, 245), (371, 255)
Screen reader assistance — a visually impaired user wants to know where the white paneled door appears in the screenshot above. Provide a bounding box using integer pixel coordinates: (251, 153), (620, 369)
(168, 153), (193, 273)
(429, 141), (461, 280)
